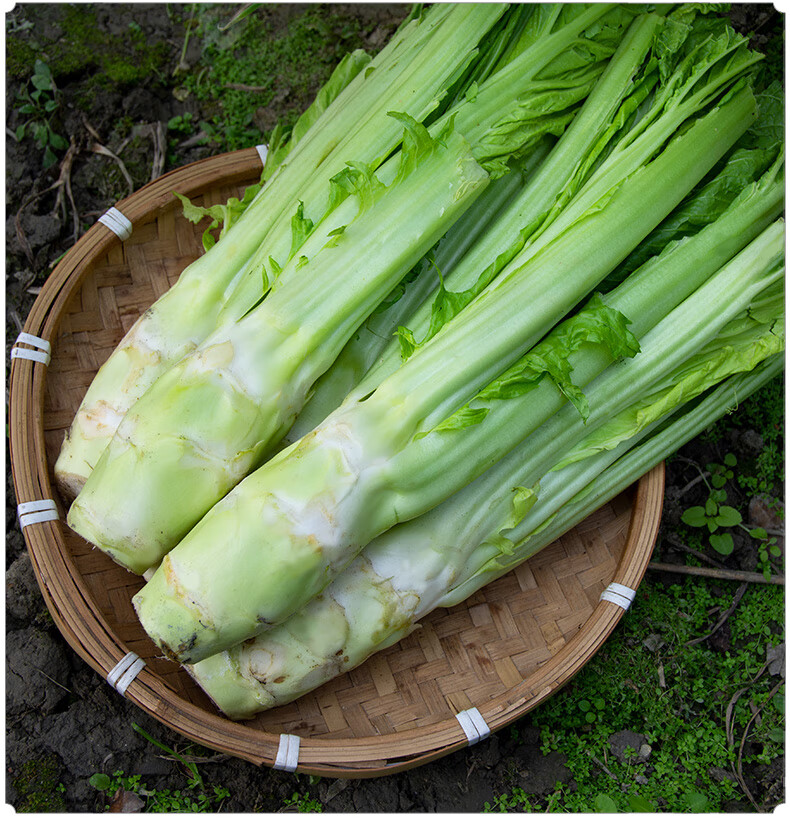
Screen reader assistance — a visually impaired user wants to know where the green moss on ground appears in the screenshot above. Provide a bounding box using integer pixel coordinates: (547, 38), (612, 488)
(13, 755), (67, 813)
(6, 4), (170, 86)
(180, 4), (376, 151)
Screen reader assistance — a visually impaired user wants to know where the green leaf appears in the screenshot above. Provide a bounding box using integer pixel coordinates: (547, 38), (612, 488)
(594, 794), (618, 813)
(470, 293), (640, 429)
(682, 791), (710, 813)
(749, 527), (768, 540)
(484, 532), (515, 556)
(682, 506), (708, 527)
(715, 505), (742, 526)
(396, 326), (419, 362)
(709, 532), (734, 555)
(88, 773), (111, 791)
(705, 497), (718, 516)
(31, 73), (53, 91)
(15, 124), (26, 140)
(724, 452), (737, 466)
(268, 257), (282, 280)
(34, 58), (52, 78)
(628, 796), (655, 813)
(427, 404), (489, 436)
(388, 110), (440, 184)
(288, 201), (315, 261)
(711, 473), (727, 488)
(767, 728), (784, 743)
(509, 485), (538, 528)
(49, 131), (68, 150)
(201, 227), (218, 252)
(33, 123), (47, 145)
(174, 191), (213, 225)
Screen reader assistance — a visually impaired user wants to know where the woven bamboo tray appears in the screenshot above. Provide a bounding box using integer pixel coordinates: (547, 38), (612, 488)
(9, 148), (665, 778)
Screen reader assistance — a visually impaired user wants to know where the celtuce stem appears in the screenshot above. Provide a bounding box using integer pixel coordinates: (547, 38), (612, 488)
(67, 123), (490, 573)
(53, 3), (513, 497)
(188, 353), (783, 719)
(133, 120), (775, 665)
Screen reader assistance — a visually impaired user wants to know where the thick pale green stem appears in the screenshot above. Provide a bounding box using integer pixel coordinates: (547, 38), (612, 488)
(188, 354), (783, 719)
(68, 128), (489, 573)
(132, 92), (763, 664)
(53, 2), (510, 497)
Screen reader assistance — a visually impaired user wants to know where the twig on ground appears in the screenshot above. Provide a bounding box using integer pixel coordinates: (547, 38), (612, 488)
(648, 562), (784, 586)
(685, 582), (747, 647)
(675, 472), (707, 498)
(84, 117), (136, 195)
(724, 654), (785, 812)
(223, 82), (269, 92)
(34, 666), (73, 693)
(589, 753), (619, 784)
(114, 122), (166, 182)
(150, 121), (166, 181)
(177, 129), (209, 150)
(13, 141), (79, 267)
(51, 138), (80, 242)
(665, 533), (727, 568)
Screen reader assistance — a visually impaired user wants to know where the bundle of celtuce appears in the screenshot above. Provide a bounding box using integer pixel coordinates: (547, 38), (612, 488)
(68, 2), (648, 572)
(58, 4), (784, 717)
(56, 1), (587, 497)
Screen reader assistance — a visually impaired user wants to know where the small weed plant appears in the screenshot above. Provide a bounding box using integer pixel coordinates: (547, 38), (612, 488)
(679, 453), (783, 580)
(14, 60), (68, 167)
(88, 725), (230, 812)
(284, 790), (324, 813)
(89, 770), (230, 813)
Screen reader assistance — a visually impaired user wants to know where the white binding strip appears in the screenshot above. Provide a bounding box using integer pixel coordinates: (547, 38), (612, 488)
(600, 582), (637, 611)
(273, 734), (300, 772)
(255, 144), (269, 166)
(18, 499), (59, 528)
(11, 347), (50, 365)
(12, 332), (51, 366)
(98, 207), (133, 241)
(107, 652), (146, 695)
(15, 332), (50, 352)
(455, 707), (491, 745)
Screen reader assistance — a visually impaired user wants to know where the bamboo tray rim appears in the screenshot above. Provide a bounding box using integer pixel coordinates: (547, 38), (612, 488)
(8, 148), (665, 778)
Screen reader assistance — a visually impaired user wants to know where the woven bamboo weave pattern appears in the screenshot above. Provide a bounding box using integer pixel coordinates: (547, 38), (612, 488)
(9, 150), (665, 776)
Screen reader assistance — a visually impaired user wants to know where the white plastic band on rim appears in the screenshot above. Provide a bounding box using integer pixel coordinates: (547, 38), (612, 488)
(455, 707), (491, 745)
(274, 733), (300, 772)
(600, 582), (637, 610)
(98, 207), (133, 241)
(107, 652), (146, 696)
(17, 499), (59, 528)
(255, 144), (269, 166)
(11, 332), (51, 366)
